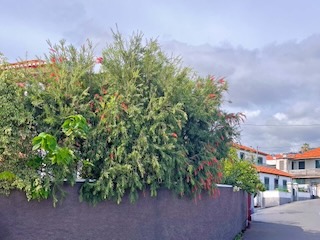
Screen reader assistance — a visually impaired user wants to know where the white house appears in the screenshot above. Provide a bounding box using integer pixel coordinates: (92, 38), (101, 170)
(233, 144), (294, 208)
(273, 147), (320, 198)
(254, 165), (293, 208)
(233, 143), (268, 165)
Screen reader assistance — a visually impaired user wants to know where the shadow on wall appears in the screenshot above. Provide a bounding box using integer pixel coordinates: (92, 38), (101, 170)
(244, 221), (320, 240)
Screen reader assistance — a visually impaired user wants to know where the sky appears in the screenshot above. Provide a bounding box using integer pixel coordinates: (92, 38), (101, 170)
(1, 0), (320, 154)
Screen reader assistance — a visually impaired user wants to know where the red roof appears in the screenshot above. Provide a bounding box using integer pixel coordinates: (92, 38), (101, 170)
(292, 147), (320, 160)
(233, 143), (268, 156)
(1, 60), (46, 70)
(255, 165), (293, 178)
(266, 153), (295, 160)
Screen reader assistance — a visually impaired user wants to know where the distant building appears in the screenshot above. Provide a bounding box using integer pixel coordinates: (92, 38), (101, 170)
(233, 143), (294, 207)
(233, 143), (268, 165)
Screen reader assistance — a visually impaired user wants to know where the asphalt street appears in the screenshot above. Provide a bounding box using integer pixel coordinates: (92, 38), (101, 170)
(243, 199), (320, 240)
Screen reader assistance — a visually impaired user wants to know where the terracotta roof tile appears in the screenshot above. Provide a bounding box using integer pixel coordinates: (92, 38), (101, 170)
(255, 165), (293, 178)
(266, 153), (295, 160)
(233, 143), (268, 156)
(1, 60), (46, 70)
(292, 147), (320, 160)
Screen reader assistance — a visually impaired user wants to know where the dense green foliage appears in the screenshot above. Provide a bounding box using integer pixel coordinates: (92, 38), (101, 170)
(0, 31), (242, 204)
(221, 148), (265, 195)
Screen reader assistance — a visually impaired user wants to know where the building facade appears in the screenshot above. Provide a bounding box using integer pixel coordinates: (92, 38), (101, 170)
(233, 143), (268, 165)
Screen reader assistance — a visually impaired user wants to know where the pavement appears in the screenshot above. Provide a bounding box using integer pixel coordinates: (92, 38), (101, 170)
(243, 199), (320, 240)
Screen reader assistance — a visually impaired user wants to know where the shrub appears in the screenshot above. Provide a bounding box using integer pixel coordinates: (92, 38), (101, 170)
(222, 148), (265, 195)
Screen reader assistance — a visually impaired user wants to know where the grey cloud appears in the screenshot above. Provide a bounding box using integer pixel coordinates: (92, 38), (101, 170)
(161, 36), (320, 153)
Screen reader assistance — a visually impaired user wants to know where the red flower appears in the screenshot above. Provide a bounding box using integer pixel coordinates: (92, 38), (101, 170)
(50, 73), (56, 78)
(102, 87), (107, 95)
(121, 102), (128, 111)
(17, 82), (25, 88)
(218, 78), (225, 84)
(171, 133), (178, 138)
(208, 94), (216, 99)
(51, 57), (56, 63)
(96, 57), (103, 64)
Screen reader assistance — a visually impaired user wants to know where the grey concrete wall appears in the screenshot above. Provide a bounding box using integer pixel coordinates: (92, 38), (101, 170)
(0, 184), (247, 240)
(263, 197), (291, 208)
(262, 197), (279, 208)
(279, 197), (292, 205)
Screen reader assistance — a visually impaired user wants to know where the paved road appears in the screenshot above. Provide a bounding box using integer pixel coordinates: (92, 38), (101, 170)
(244, 199), (320, 240)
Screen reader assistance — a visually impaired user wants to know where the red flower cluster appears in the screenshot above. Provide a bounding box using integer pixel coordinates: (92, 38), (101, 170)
(96, 57), (103, 64)
(218, 78), (225, 84)
(171, 133), (178, 138)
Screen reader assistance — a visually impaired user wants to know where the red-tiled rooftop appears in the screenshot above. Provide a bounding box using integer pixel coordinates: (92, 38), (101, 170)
(255, 165), (293, 178)
(233, 143), (268, 156)
(266, 153), (295, 160)
(292, 147), (320, 160)
(1, 60), (46, 70)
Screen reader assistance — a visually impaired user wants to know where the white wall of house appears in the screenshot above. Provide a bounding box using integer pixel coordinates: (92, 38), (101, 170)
(255, 174), (293, 208)
(236, 149), (266, 165)
(260, 190), (292, 205)
(258, 173), (291, 191)
(288, 159), (320, 170)
(276, 158), (289, 171)
(266, 159), (276, 166)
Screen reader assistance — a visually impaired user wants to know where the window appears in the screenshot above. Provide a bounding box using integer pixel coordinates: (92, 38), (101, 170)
(240, 152), (245, 160)
(283, 180), (287, 188)
(274, 178), (279, 189)
(316, 160), (320, 169)
(264, 177), (270, 190)
(296, 179), (305, 184)
(257, 157), (263, 165)
(298, 161), (305, 169)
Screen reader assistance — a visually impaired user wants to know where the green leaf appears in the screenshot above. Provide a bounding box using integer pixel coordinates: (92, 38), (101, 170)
(53, 147), (74, 165)
(0, 171), (16, 181)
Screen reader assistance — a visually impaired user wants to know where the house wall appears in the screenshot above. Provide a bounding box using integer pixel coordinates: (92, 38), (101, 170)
(258, 173), (291, 190)
(255, 173), (292, 208)
(260, 190), (292, 207)
(266, 159), (276, 166)
(236, 149), (266, 165)
(306, 159), (316, 169)
(288, 159), (318, 170)
(276, 158), (289, 171)
(0, 184), (248, 240)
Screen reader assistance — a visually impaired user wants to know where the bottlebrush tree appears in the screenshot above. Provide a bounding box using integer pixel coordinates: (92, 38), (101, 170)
(0, 31), (243, 205)
(79, 31), (244, 204)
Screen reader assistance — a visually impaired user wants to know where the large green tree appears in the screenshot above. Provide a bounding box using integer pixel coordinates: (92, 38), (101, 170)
(79, 32), (243, 203)
(0, 31), (243, 204)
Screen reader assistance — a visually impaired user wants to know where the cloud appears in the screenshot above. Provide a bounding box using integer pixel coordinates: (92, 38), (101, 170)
(161, 35), (320, 153)
(244, 110), (261, 119)
(274, 113), (287, 121)
(2, 0), (320, 154)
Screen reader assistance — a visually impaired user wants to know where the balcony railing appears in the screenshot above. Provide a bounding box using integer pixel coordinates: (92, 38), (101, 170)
(289, 169), (320, 178)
